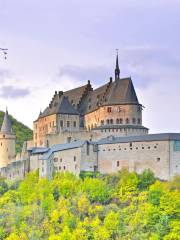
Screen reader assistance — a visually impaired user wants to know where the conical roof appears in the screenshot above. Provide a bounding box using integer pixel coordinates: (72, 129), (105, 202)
(1, 109), (13, 134)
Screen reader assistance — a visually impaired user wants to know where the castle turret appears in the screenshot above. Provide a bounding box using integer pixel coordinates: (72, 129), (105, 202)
(0, 109), (16, 168)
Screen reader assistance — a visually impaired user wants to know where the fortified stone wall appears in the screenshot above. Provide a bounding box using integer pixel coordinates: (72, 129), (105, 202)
(98, 140), (170, 180)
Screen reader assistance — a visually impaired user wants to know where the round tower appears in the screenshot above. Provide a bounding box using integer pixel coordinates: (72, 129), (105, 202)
(0, 109), (16, 168)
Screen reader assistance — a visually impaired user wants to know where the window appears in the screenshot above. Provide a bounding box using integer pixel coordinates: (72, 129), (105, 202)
(73, 121), (76, 127)
(120, 118), (123, 124)
(106, 119), (110, 124)
(116, 119), (119, 124)
(117, 161), (120, 167)
(54, 158), (58, 162)
(60, 158), (62, 162)
(130, 142), (132, 147)
(110, 119), (113, 124)
(67, 121), (70, 127)
(63, 166), (66, 170)
(132, 118), (136, 124)
(107, 107), (112, 113)
(157, 158), (160, 162)
(74, 156), (76, 162)
(138, 118), (141, 124)
(101, 120), (104, 125)
(59, 166), (61, 170)
(60, 120), (63, 127)
(126, 118), (129, 124)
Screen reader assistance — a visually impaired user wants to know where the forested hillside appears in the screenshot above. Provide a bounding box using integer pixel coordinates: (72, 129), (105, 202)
(0, 170), (179, 240)
(0, 111), (33, 152)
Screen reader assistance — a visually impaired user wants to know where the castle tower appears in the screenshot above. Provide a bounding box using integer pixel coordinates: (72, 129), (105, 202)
(0, 109), (16, 168)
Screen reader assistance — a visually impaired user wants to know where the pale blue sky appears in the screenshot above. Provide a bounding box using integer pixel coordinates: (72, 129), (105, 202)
(0, 0), (180, 133)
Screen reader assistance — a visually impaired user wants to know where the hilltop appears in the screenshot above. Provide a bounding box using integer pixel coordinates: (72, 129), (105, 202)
(0, 111), (33, 153)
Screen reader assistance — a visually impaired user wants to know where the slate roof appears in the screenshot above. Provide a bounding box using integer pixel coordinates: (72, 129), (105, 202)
(40, 140), (86, 160)
(93, 124), (148, 130)
(28, 147), (50, 154)
(64, 81), (93, 108)
(97, 133), (180, 145)
(37, 75), (140, 119)
(106, 78), (139, 105)
(39, 95), (79, 118)
(0, 110), (14, 134)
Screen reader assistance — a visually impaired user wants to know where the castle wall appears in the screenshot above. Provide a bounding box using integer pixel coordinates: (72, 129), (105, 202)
(0, 133), (16, 168)
(84, 104), (142, 130)
(0, 160), (25, 180)
(80, 143), (98, 172)
(98, 140), (170, 180)
(33, 114), (57, 147)
(53, 147), (82, 176)
(170, 140), (180, 179)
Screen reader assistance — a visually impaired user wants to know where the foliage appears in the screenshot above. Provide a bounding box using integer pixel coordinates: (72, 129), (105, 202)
(0, 170), (179, 239)
(0, 111), (33, 153)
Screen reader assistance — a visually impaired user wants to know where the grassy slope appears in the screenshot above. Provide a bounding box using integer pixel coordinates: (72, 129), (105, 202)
(0, 111), (33, 153)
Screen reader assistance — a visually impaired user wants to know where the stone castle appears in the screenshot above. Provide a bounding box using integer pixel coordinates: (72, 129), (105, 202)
(0, 54), (180, 180)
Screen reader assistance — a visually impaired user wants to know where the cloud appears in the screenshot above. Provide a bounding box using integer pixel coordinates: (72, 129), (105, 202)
(0, 86), (30, 99)
(57, 65), (112, 86)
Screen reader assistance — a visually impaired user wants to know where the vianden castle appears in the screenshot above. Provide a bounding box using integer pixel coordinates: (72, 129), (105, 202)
(0, 54), (180, 181)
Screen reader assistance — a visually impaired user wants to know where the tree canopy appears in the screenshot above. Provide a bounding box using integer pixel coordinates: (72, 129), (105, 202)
(0, 169), (179, 240)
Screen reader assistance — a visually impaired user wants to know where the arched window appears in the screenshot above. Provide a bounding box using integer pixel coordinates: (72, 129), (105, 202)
(126, 118), (129, 124)
(132, 118), (136, 124)
(120, 118), (123, 124)
(110, 119), (113, 124)
(101, 120), (104, 125)
(106, 119), (110, 125)
(116, 119), (119, 124)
